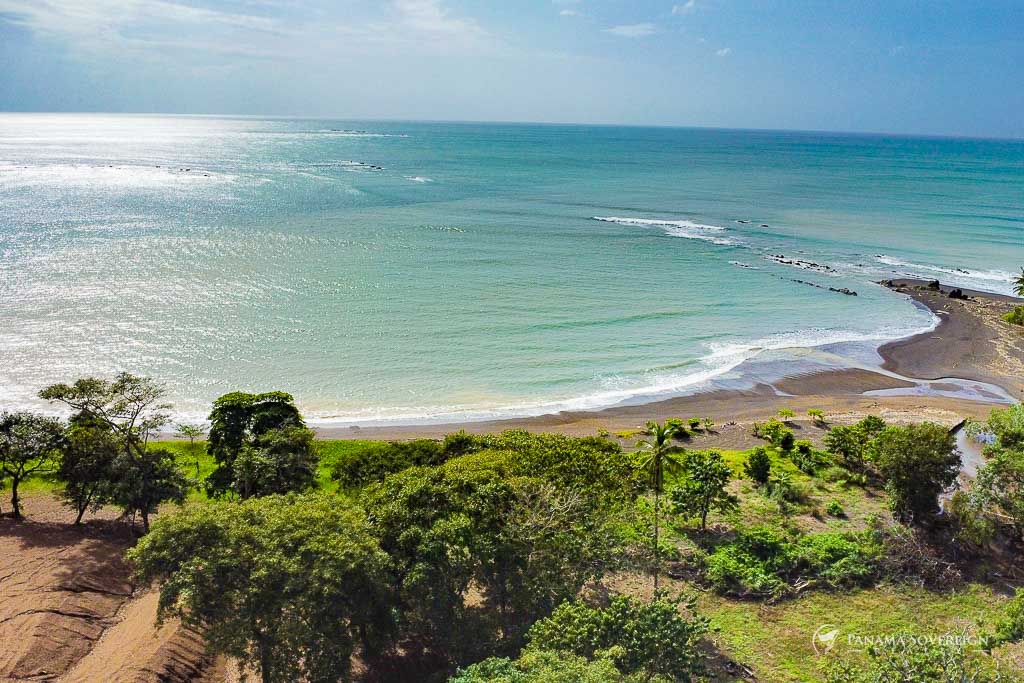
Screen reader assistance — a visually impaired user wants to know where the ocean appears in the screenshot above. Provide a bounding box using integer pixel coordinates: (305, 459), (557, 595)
(1, 114), (1021, 424)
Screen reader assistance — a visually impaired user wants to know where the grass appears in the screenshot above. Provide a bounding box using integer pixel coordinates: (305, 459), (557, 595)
(661, 448), (890, 535)
(698, 582), (1009, 682)
(3, 438), (387, 504)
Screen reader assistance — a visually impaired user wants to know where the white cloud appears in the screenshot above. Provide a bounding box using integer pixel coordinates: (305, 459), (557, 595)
(605, 23), (656, 38)
(559, 9), (579, 17)
(391, 0), (485, 38)
(0, 0), (490, 59)
(672, 1), (697, 15)
(715, 47), (731, 56)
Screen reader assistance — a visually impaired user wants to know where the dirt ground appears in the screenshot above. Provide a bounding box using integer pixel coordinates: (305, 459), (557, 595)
(0, 496), (223, 682)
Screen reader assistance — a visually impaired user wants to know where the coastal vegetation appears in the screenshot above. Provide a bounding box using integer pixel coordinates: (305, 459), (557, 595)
(2, 373), (1023, 681)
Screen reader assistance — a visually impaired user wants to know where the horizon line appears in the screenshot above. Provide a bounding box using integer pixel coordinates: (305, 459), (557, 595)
(1, 110), (1022, 143)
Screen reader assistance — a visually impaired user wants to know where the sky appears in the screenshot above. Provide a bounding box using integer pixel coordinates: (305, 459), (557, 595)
(0, 0), (1022, 137)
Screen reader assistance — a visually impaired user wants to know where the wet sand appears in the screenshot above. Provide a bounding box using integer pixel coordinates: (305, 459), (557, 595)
(318, 279), (1023, 442)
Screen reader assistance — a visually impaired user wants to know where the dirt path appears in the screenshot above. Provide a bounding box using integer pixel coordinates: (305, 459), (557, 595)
(61, 591), (223, 683)
(0, 496), (221, 682)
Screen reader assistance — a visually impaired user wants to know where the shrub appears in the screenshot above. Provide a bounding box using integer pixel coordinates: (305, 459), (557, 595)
(826, 500), (845, 517)
(743, 447), (772, 485)
(790, 440), (824, 474)
(778, 408), (795, 422)
(778, 430), (796, 452)
(525, 594), (708, 681)
(1003, 305), (1024, 326)
(596, 427), (610, 439)
(688, 417), (702, 430)
(757, 419), (793, 448)
(702, 417), (715, 431)
(766, 471), (811, 508)
(807, 408), (826, 424)
(703, 526), (881, 598)
(331, 438), (447, 489)
(450, 649), (646, 683)
(990, 588), (1024, 648)
(442, 430), (479, 457)
(664, 418), (689, 438)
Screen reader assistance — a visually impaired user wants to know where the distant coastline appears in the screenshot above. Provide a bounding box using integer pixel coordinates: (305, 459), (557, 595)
(314, 279), (1024, 441)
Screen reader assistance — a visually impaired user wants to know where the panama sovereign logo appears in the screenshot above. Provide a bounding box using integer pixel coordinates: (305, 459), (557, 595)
(813, 624), (840, 655)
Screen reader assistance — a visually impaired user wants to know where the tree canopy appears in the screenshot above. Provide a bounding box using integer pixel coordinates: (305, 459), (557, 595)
(0, 411), (64, 519)
(870, 423), (960, 522)
(129, 494), (393, 683)
(204, 391), (310, 497)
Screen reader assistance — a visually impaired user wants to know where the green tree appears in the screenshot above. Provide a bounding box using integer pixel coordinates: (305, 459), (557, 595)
(856, 415), (887, 441)
(744, 447), (772, 485)
(824, 424), (869, 470)
(1014, 267), (1024, 297)
(972, 449), (1024, 539)
(112, 447), (189, 531)
(57, 414), (119, 524)
(524, 594), (708, 682)
(40, 374), (187, 531)
(204, 391), (306, 497)
(175, 423), (206, 478)
(231, 426), (319, 499)
(967, 404), (1024, 539)
(0, 412), (64, 519)
(129, 494), (393, 683)
(871, 423), (960, 522)
(361, 450), (624, 659)
(670, 450), (738, 531)
(39, 373), (171, 450)
(635, 420), (687, 589)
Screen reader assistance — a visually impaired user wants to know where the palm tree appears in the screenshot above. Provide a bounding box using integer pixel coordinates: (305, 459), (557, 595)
(635, 420), (687, 590)
(1015, 268), (1024, 298)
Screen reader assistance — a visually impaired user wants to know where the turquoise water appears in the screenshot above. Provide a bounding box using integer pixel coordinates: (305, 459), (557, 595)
(1, 114), (1021, 423)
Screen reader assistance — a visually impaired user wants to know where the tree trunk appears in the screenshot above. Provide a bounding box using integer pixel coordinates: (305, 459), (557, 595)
(259, 636), (273, 683)
(141, 508), (150, 533)
(75, 504), (86, 525)
(10, 476), (22, 520)
(653, 483), (660, 591)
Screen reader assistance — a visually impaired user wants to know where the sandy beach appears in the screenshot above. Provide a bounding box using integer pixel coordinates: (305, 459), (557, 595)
(317, 279), (1024, 444)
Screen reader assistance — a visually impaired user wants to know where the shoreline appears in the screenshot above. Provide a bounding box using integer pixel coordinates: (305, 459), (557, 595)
(314, 279), (1023, 441)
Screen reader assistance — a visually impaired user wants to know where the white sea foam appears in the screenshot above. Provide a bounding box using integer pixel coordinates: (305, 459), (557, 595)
(593, 216), (737, 245)
(874, 254), (1015, 292)
(296, 316), (940, 427)
(405, 176), (433, 183)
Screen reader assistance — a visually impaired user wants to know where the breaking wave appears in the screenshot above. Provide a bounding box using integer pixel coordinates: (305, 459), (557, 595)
(592, 216), (737, 245)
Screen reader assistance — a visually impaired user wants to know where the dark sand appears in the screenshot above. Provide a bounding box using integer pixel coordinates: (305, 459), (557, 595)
(880, 279), (1024, 398)
(318, 279), (1023, 443)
